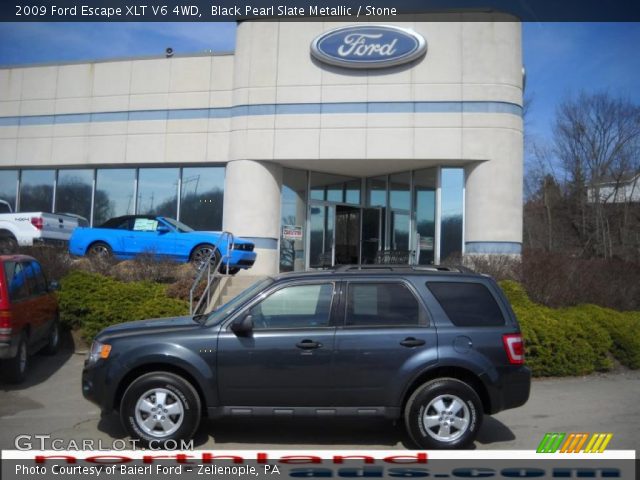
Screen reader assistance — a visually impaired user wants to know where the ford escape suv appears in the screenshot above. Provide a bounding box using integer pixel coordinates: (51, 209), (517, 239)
(82, 266), (530, 449)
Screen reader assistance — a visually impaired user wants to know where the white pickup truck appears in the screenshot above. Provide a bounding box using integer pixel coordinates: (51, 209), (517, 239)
(0, 199), (84, 253)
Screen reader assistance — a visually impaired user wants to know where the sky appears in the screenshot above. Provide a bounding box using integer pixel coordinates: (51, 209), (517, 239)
(1, 22), (639, 172)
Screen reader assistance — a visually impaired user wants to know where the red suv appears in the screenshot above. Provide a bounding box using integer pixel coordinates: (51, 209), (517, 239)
(0, 255), (60, 383)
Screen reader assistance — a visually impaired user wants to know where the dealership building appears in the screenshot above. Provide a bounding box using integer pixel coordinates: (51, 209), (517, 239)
(0, 16), (524, 275)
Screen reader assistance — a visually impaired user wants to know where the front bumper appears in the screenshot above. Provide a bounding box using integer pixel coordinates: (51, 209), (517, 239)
(228, 250), (257, 269)
(82, 359), (116, 413)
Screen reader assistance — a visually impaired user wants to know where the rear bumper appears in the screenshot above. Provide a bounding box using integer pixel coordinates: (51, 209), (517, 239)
(33, 238), (68, 247)
(0, 335), (19, 359)
(483, 365), (531, 414)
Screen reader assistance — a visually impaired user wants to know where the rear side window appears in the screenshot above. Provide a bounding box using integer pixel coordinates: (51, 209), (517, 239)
(345, 282), (421, 327)
(4, 261), (29, 302)
(427, 282), (505, 327)
(29, 261), (48, 294)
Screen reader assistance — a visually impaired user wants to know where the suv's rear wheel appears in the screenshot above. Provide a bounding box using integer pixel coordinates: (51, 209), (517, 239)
(120, 372), (201, 447)
(404, 378), (482, 449)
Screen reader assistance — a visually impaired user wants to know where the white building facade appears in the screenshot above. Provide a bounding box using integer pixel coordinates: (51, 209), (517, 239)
(0, 17), (524, 275)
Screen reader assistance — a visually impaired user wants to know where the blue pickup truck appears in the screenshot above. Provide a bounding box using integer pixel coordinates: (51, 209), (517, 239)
(69, 215), (256, 274)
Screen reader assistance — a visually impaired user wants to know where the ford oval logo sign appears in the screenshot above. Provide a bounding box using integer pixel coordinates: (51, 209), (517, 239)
(311, 25), (427, 69)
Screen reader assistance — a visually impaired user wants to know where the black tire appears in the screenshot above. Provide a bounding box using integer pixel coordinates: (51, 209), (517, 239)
(42, 318), (60, 355)
(225, 267), (240, 275)
(404, 377), (482, 449)
(120, 372), (201, 447)
(0, 234), (18, 254)
(87, 242), (112, 258)
(4, 333), (28, 384)
(190, 244), (220, 271)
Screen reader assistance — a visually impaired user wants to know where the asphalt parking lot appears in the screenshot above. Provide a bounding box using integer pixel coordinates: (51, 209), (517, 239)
(1, 339), (638, 452)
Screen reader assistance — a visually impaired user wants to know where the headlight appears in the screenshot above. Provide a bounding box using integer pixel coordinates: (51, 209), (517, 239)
(87, 340), (112, 364)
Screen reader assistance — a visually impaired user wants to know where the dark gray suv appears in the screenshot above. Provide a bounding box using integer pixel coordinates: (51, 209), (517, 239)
(82, 266), (530, 449)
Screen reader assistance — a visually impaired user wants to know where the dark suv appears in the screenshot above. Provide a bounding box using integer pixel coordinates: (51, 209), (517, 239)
(82, 266), (530, 449)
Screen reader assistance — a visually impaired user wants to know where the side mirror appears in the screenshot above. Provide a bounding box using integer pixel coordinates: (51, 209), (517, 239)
(230, 314), (253, 336)
(49, 281), (60, 291)
(157, 225), (171, 234)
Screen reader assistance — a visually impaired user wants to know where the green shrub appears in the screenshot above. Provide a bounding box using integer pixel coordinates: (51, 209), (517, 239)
(57, 271), (188, 341)
(499, 280), (640, 376)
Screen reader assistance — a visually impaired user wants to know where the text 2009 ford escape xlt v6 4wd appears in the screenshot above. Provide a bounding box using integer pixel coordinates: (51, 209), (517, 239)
(82, 266), (530, 449)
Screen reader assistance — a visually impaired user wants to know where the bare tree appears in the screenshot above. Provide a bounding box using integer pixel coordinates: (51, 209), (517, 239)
(553, 91), (640, 259)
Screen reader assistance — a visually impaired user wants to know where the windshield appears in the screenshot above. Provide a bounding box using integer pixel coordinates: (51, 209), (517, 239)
(162, 217), (194, 233)
(205, 277), (274, 326)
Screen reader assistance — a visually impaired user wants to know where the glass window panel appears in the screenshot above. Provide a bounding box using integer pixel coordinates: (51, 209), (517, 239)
(137, 168), (179, 218)
(391, 211), (410, 252)
(389, 172), (410, 210)
(310, 172), (360, 205)
(366, 176), (387, 207)
(346, 283), (420, 327)
(427, 282), (505, 327)
(94, 169), (136, 225)
(19, 170), (54, 212)
(309, 205), (334, 268)
(180, 167), (225, 231)
(280, 169), (307, 273)
(344, 179), (361, 205)
(250, 283), (334, 329)
(414, 168), (437, 265)
(0, 170), (18, 212)
(55, 169), (93, 221)
(440, 168), (464, 261)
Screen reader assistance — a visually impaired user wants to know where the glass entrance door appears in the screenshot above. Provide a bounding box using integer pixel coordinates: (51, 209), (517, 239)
(361, 207), (384, 264)
(335, 205), (361, 265)
(309, 205), (334, 268)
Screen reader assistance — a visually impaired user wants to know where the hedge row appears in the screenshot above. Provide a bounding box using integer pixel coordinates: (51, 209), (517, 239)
(500, 280), (640, 376)
(58, 270), (189, 342)
(55, 270), (640, 377)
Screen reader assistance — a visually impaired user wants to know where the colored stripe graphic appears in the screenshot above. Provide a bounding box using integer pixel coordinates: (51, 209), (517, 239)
(584, 433), (613, 453)
(537, 432), (613, 453)
(537, 432), (566, 453)
(560, 433), (589, 453)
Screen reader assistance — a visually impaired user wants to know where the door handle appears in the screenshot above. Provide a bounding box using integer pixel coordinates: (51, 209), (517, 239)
(400, 337), (426, 348)
(296, 339), (323, 350)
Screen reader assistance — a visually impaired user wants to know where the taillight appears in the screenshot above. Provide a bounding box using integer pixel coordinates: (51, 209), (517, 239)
(502, 333), (524, 365)
(31, 217), (44, 230)
(0, 310), (12, 341)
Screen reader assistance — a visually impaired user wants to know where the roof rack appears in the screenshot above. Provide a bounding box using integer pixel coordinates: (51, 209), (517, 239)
(333, 264), (476, 274)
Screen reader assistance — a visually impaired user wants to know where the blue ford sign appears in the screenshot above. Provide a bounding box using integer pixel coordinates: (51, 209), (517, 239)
(310, 25), (427, 69)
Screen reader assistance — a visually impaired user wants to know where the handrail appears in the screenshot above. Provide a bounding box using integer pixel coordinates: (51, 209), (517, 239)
(189, 231), (234, 315)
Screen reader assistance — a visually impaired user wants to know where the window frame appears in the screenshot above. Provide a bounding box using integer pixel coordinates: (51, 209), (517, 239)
(339, 279), (429, 329)
(225, 280), (339, 332)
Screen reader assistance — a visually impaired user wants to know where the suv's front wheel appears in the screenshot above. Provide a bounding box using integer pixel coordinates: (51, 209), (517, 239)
(404, 378), (482, 449)
(120, 372), (201, 447)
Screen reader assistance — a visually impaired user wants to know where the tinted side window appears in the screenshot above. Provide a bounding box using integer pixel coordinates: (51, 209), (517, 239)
(250, 283), (334, 329)
(4, 262), (29, 302)
(31, 261), (48, 294)
(23, 262), (40, 295)
(427, 282), (505, 327)
(345, 282), (421, 327)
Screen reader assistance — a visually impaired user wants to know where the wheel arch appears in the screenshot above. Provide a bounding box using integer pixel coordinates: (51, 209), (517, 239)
(188, 242), (220, 261)
(401, 365), (492, 415)
(114, 363), (208, 417)
(85, 240), (112, 255)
